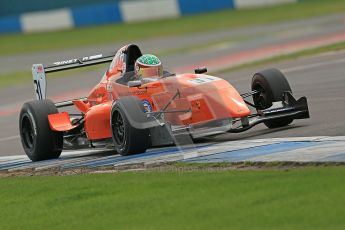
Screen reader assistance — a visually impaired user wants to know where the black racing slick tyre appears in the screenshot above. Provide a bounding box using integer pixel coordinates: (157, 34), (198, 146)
(19, 99), (63, 161)
(111, 96), (150, 156)
(251, 68), (293, 128)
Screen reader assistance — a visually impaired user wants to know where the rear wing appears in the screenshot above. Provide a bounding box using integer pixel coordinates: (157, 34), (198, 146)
(32, 52), (115, 101)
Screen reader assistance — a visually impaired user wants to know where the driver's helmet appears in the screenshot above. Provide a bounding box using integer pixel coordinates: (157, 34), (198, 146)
(135, 54), (163, 79)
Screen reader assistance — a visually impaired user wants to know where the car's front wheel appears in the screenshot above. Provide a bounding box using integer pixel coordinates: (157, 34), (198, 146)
(251, 68), (293, 128)
(111, 96), (150, 156)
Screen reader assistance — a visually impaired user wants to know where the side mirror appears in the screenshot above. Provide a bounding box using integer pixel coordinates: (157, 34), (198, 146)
(194, 67), (207, 74)
(128, 80), (142, 87)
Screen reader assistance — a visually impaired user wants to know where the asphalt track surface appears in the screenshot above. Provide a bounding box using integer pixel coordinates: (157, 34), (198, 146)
(1, 51), (345, 157)
(214, 51), (345, 141)
(0, 13), (345, 157)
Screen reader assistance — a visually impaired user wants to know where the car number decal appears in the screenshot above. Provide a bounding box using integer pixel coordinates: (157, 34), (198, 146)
(188, 76), (221, 85)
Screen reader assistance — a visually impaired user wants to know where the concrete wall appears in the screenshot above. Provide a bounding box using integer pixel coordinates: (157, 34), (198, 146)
(0, 0), (297, 34)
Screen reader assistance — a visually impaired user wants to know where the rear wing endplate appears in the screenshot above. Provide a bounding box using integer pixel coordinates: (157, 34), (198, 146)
(32, 52), (115, 100)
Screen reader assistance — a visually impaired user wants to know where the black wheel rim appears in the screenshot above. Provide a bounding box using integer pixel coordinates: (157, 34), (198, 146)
(112, 111), (126, 145)
(21, 115), (35, 150)
(253, 84), (268, 110)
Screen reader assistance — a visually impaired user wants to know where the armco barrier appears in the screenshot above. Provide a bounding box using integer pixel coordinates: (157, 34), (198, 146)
(0, 0), (297, 34)
(0, 0), (115, 17)
(119, 0), (180, 22)
(234, 0), (296, 8)
(72, 2), (122, 27)
(0, 16), (21, 33)
(20, 8), (74, 33)
(177, 0), (234, 15)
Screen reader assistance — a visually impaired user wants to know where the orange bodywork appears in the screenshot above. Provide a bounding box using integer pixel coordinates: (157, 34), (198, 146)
(48, 112), (77, 132)
(84, 101), (113, 140)
(73, 99), (90, 113)
(49, 72), (251, 140)
(83, 72), (250, 140)
(48, 44), (250, 141)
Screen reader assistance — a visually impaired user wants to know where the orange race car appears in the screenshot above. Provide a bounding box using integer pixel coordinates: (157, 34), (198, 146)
(19, 44), (310, 161)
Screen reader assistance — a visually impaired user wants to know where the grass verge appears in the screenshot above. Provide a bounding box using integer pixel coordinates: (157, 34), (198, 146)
(1, 166), (345, 229)
(1, 0), (345, 56)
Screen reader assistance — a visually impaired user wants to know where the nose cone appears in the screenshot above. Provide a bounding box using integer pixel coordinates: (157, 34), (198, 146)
(162, 74), (251, 121)
(218, 86), (251, 118)
(228, 97), (251, 117)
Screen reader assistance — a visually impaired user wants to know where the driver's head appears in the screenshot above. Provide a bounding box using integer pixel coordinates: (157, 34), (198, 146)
(135, 54), (163, 79)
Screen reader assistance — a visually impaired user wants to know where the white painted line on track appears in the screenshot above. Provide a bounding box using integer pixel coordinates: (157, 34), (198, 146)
(249, 141), (345, 162)
(282, 58), (345, 73)
(0, 155), (26, 162)
(1, 136), (345, 172)
(0, 135), (19, 142)
(9, 156), (99, 172)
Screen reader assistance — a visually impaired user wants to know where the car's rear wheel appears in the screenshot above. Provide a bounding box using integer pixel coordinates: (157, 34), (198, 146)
(19, 100), (63, 161)
(251, 68), (293, 128)
(111, 96), (150, 156)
